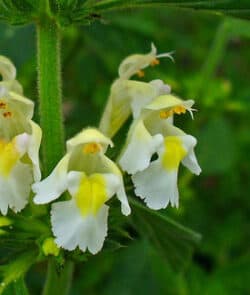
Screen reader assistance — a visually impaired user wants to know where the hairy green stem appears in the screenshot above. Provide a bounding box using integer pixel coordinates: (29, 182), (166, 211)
(36, 16), (73, 295)
(37, 18), (65, 176)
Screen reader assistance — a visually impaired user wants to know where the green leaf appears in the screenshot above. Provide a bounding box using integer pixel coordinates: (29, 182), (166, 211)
(86, 0), (250, 20)
(129, 198), (201, 271)
(13, 278), (29, 295)
(0, 0), (37, 25)
(0, 250), (37, 294)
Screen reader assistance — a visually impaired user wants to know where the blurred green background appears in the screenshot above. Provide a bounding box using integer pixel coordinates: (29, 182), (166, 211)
(1, 6), (250, 295)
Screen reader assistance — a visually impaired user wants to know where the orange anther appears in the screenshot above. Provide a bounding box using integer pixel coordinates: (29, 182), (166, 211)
(159, 110), (173, 119)
(173, 106), (186, 115)
(136, 70), (145, 78)
(82, 143), (101, 154)
(150, 58), (160, 66)
(3, 111), (12, 118)
(0, 102), (6, 109)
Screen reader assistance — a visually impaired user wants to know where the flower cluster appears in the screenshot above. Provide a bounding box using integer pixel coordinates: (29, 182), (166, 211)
(0, 45), (201, 255)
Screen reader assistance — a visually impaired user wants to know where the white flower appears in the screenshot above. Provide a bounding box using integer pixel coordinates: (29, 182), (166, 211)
(119, 94), (201, 210)
(99, 44), (173, 138)
(0, 77), (41, 215)
(132, 133), (201, 209)
(33, 128), (130, 254)
(118, 43), (174, 79)
(0, 121), (42, 215)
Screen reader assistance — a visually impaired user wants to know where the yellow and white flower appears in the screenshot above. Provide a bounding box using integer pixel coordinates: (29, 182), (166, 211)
(33, 128), (131, 254)
(119, 94), (201, 210)
(0, 87), (42, 215)
(0, 109), (41, 215)
(100, 44), (173, 138)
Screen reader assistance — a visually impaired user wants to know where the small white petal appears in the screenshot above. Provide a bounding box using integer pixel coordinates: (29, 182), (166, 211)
(51, 199), (109, 254)
(182, 149), (201, 175)
(181, 135), (201, 175)
(0, 56), (16, 80)
(116, 184), (131, 216)
(33, 154), (70, 204)
(0, 161), (32, 215)
(128, 81), (158, 118)
(67, 171), (84, 196)
(15, 133), (30, 155)
(103, 173), (121, 198)
(119, 120), (163, 174)
(51, 200), (85, 251)
(132, 160), (179, 209)
(79, 205), (109, 254)
(27, 121), (42, 181)
(0, 85), (7, 97)
(149, 79), (171, 96)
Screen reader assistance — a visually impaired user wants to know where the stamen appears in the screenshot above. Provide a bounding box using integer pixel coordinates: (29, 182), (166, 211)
(3, 111), (12, 118)
(150, 58), (160, 66)
(156, 51), (175, 62)
(173, 106), (186, 115)
(159, 110), (173, 119)
(136, 70), (145, 78)
(159, 105), (187, 119)
(82, 142), (101, 154)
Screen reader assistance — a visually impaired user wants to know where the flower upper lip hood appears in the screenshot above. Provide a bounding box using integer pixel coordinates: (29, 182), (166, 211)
(66, 127), (113, 153)
(0, 55), (23, 94)
(118, 43), (174, 80)
(0, 56), (34, 137)
(0, 56), (17, 81)
(145, 94), (194, 112)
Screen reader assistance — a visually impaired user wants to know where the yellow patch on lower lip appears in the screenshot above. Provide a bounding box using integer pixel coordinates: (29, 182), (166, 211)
(75, 174), (107, 216)
(0, 139), (20, 177)
(162, 136), (187, 171)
